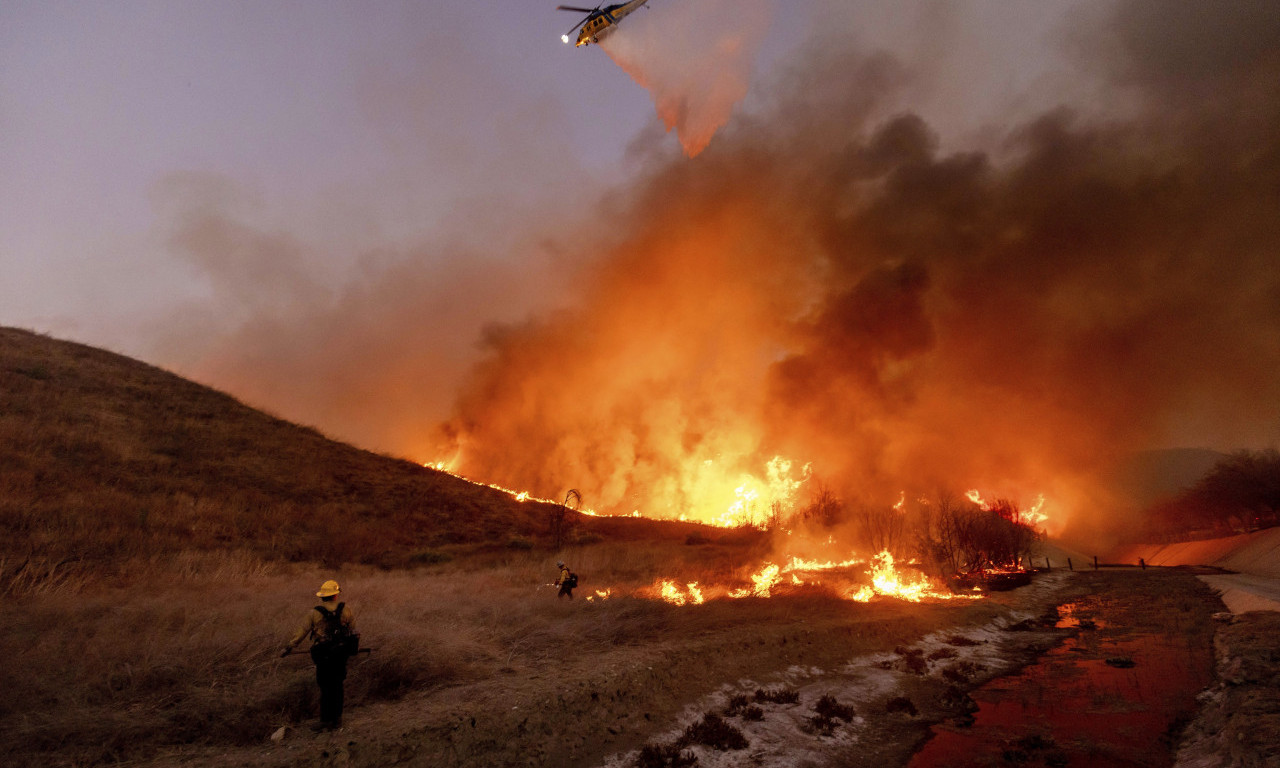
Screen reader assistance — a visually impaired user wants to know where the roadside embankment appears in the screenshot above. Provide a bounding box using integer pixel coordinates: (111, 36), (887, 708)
(1114, 528), (1280, 613)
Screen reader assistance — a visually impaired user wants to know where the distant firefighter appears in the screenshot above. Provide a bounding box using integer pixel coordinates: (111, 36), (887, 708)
(555, 560), (579, 599)
(282, 579), (360, 731)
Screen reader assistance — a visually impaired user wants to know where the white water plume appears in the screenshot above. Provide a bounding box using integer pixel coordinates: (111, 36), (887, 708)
(600, 0), (773, 156)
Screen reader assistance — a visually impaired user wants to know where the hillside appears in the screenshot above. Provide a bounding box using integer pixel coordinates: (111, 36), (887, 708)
(0, 327), (593, 580)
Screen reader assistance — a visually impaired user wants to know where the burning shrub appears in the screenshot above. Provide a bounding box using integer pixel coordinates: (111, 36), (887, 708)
(754, 687), (800, 705)
(918, 494), (1039, 577)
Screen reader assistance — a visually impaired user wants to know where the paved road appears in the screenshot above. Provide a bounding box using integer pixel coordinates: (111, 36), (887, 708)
(1199, 573), (1280, 613)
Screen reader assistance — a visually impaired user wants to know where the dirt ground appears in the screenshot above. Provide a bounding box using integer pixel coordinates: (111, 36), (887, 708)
(110, 566), (1254, 768)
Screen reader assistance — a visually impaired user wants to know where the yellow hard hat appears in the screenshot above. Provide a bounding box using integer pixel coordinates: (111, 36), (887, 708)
(316, 579), (341, 597)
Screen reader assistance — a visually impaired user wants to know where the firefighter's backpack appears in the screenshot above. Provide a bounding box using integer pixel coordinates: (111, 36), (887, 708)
(567, 572), (579, 589)
(311, 602), (359, 662)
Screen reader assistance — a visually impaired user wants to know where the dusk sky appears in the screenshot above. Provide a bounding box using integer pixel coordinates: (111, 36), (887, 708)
(6, 0), (1277, 529)
(3, 0), (1085, 361)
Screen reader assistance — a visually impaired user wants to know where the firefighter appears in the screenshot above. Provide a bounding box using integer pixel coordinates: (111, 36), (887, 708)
(282, 579), (358, 731)
(555, 560), (575, 599)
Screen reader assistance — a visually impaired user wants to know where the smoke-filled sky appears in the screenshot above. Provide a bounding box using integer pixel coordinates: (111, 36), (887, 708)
(4, 1), (1279, 534)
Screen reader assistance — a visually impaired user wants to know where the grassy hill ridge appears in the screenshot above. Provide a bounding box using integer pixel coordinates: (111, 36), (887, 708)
(0, 326), (560, 585)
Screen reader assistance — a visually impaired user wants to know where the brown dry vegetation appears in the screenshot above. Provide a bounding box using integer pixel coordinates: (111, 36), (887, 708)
(0, 326), (713, 595)
(2, 544), (1013, 768)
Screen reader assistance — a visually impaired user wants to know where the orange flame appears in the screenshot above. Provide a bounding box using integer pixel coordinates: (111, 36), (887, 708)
(654, 579), (705, 605)
(845, 550), (974, 603)
(728, 563), (782, 598)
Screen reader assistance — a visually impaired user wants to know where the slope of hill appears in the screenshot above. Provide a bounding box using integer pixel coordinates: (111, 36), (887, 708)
(1104, 447), (1227, 508)
(0, 326), (567, 578)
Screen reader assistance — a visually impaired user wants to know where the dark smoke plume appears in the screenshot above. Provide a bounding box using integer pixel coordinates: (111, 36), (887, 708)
(438, 0), (1280, 542)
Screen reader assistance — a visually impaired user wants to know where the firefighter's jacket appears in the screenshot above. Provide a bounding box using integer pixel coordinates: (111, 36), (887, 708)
(288, 601), (357, 650)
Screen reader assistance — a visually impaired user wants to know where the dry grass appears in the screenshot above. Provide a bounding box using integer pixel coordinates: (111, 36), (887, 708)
(0, 327), (565, 585)
(0, 536), (811, 766)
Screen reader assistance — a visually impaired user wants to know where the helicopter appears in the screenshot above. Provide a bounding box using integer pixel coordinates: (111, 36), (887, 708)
(557, 1), (649, 47)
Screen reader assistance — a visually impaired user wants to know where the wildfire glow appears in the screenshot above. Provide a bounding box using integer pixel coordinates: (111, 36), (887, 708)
(655, 579), (705, 605)
(846, 550), (975, 603)
(426, 455), (809, 530)
(782, 554), (863, 572)
(965, 488), (1051, 530)
(728, 564), (782, 598)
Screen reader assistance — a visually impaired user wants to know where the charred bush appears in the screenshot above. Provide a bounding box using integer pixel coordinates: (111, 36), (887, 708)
(806, 694), (854, 736)
(895, 646), (928, 674)
(754, 687), (799, 705)
(723, 694), (751, 716)
(723, 694), (763, 721)
(942, 661), (982, 683)
(940, 685), (977, 712)
(1016, 734), (1057, 751)
(813, 694), (855, 721)
(927, 647), (958, 661)
(886, 696), (918, 716)
(635, 743), (698, 768)
(677, 712), (748, 751)
(945, 634), (980, 647)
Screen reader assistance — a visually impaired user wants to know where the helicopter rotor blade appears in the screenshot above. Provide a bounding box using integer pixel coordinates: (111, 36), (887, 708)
(557, 6), (598, 12)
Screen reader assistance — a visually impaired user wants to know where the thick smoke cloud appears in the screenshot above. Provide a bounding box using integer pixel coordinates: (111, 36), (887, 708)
(438, 1), (1280, 541)
(599, 0), (773, 156)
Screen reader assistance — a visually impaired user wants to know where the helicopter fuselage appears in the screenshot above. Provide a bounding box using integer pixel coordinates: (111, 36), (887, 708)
(572, 0), (648, 47)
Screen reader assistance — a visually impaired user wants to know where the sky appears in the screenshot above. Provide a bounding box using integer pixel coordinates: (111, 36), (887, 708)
(3, 0), (1085, 350)
(4, 1), (1278, 536)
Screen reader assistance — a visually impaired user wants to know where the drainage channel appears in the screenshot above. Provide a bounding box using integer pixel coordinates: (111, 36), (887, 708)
(907, 587), (1216, 768)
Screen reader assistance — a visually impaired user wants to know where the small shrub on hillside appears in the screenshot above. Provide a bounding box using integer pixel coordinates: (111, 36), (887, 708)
(408, 549), (453, 565)
(685, 532), (710, 546)
(635, 743), (698, 768)
(678, 712), (748, 751)
(886, 696), (918, 716)
(723, 693), (751, 715)
(505, 536), (534, 550)
(754, 687), (799, 705)
(813, 694), (854, 722)
(945, 634), (980, 647)
(942, 661), (982, 683)
(928, 647), (958, 661)
(807, 694), (854, 736)
(894, 646), (928, 674)
(723, 694), (765, 721)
